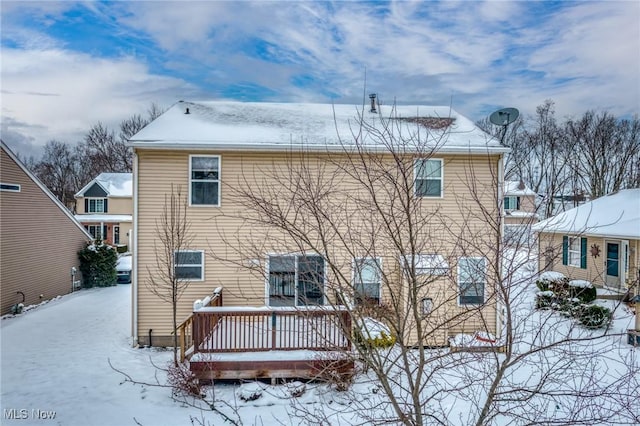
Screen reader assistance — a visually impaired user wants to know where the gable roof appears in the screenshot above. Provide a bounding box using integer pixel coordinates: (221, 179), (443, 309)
(1, 141), (93, 239)
(504, 180), (536, 196)
(75, 173), (132, 198)
(532, 188), (640, 239)
(129, 100), (509, 155)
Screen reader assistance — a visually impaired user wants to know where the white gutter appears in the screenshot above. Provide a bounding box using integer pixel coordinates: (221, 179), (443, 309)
(496, 153), (505, 341)
(132, 151), (139, 346)
(129, 141), (511, 155)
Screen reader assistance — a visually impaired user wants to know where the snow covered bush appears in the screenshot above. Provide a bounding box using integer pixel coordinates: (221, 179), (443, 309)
(568, 280), (597, 304)
(577, 305), (612, 328)
(78, 241), (117, 288)
(354, 318), (396, 349)
(535, 271), (567, 293)
(167, 361), (201, 397)
(535, 291), (555, 309)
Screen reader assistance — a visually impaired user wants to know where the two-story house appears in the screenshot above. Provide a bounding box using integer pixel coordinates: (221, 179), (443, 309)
(503, 180), (539, 245)
(128, 100), (509, 379)
(74, 173), (133, 249)
(1, 142), (92, 315)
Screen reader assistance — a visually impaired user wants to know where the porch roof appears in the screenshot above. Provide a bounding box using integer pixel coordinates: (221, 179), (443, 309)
(532, 188), (640, 239)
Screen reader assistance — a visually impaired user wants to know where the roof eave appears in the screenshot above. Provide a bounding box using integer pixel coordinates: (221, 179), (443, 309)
(129, 140), (510, 155)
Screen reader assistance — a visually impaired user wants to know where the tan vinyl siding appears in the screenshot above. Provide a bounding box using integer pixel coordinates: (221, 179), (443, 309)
(1, 147), (90, 315)
(538, 232), (640, 288)
(76, 196), (132, 214)
(135, 149), (501, 346)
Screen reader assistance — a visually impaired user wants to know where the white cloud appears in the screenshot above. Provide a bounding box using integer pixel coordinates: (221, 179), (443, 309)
(1, 47), (197, 156)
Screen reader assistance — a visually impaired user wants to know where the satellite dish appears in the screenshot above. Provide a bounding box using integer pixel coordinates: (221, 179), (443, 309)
(489, 107), (519, 126)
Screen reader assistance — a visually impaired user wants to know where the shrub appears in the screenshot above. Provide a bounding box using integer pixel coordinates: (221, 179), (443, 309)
(535, 291), (555, 309)
(568, 280), (597, 304)
(78, 241), (117, 288)
(536, 271), (568, 295)
(116, 245), (128, 254)
(577, 305), (612, 328)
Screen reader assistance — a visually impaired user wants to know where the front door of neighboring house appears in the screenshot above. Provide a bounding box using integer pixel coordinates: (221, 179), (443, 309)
(605, 241), (622, 289)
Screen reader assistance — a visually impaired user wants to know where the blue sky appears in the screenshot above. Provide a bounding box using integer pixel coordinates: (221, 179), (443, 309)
(1, 0), (639, 157)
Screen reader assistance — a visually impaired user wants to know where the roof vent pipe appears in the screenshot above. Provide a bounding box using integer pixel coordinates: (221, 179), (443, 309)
(369, 93), (377, 113)
(185, 108), (190, 114)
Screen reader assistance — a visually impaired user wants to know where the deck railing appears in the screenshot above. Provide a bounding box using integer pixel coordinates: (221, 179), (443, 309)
(192, 307), (352, 354)
(177, 288), (223, 362)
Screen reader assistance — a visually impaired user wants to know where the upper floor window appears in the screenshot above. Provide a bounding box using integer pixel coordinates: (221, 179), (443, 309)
(0, 183), (21, 192)
(415, 159), (443, 197)
(87, 198), (107, 213)
(353, 257), (382, 305)
(190, 155), (220, 206)
(504, 196), (520, 211)
(458, 257), (486, 305)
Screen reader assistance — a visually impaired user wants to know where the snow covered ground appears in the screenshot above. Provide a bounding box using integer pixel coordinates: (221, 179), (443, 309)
(1, 251), (638, 425)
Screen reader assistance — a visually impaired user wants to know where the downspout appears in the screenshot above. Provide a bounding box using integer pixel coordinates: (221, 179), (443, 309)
(496, 154), (505, 341)
(132, 151), (139, 346)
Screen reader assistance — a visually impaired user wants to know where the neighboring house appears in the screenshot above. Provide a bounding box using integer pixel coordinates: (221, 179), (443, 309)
(533, 188), (640, 292)
(503, 180), (539, 245)
(128, 100), (509, 379)
(0, 141), (92, 315)
(74, 173), (133, 249)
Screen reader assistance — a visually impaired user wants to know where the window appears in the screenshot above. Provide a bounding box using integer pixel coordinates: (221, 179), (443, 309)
(0, 183), (20, 192)
(458, 257), (486, 305)
(174, 250), (204, 280)
(268, 254), (324, 306)
(353, 257), (382, 305)
(402, 254), (449, 276)
(415, 159), (443, 197)
(85, 225), (104, 240)
(504, 196), (520, 211)
(562, 236), (586, 269)
(190, 155), (220, 206)
(113, 226), (120, 245)
(87, 198), (107, 213)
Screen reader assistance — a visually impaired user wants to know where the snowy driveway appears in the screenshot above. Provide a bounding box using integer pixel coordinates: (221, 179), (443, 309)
(0, 285), (186, 426)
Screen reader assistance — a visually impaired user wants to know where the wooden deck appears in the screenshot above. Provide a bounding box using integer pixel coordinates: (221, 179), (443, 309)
(179, 290), (354, 381)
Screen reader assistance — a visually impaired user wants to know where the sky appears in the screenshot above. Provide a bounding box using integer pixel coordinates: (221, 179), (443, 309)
(1, 0), (639, 158)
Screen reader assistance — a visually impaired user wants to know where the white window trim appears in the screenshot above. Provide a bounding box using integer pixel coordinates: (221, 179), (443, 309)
(457, 256), (486, 306)
(504, 196), (518, 211)
(352, 257), (383, 305)
(0, 183), (21, 192)
(174, 249), (205, 282)
(113, 225), (120, 245)
(567, 237), (581, 268)
(265, 253), (326, 307)
(86, 225), (103, 240)
(414, 158), (444, 198)
(189, 154), (221, 207)
(87, 198), (106, 213)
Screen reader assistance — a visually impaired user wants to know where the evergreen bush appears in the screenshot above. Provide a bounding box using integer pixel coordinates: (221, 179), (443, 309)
(78, 241), (117, 288)
(577, 305), (612, 328)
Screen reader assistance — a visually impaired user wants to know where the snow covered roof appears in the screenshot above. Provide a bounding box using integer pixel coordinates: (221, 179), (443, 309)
(504, 180), (536, 196)
(75, 214), (132, 223)
(128, 100), (509, 154)
(532, 189), (640, 239)
(75, 173), (132, 198)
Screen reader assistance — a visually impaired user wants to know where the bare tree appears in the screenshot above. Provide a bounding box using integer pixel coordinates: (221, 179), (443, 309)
(206, 103), (637, 425)
(32, 140), (78, 209)
(566, 111), (640, 198)
(146, 185), (194, 366)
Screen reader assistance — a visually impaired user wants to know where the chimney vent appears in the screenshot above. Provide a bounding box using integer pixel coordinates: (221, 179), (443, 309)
(185, 108), (190, 114)
(369, 93), (377, 113)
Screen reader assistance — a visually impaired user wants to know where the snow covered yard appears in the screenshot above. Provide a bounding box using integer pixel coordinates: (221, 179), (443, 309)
(1, 250), (639, 426)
